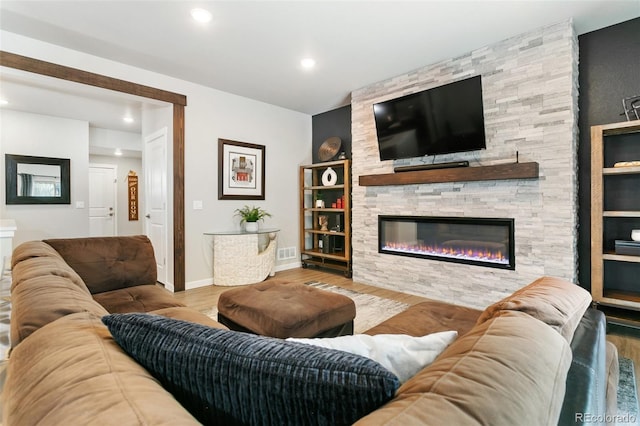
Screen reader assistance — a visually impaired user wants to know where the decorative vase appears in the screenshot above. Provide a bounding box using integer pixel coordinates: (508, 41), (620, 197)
(322, 235), (330, 254)
(245, 222), (259, 232)
(319, 215), (329, 231)
(632, 229), (640, 242)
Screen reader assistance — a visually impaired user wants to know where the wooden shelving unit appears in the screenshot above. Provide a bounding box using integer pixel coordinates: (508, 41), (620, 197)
(299, 160), (351, 277)
(591, 119), (640, 323)
(358, 161), (538, 186)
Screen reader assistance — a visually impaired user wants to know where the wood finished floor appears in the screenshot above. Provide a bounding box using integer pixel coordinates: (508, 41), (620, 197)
(173, 267), (640, 391)
(171, 267), (433, 312)
(606, 326), (640, 389)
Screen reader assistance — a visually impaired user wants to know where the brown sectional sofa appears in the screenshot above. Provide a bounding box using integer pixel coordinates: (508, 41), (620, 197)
(4, 236), (618, 425)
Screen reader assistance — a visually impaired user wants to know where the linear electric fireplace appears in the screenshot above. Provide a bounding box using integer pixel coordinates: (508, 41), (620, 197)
(379, 216), (515, 270)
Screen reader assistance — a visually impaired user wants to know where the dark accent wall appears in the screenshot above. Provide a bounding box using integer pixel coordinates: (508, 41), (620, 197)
(577, 17), (640, 290)
(312, 105), (352, 164)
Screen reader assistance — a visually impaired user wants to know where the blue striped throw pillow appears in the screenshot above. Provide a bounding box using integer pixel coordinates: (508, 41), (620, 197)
(103, 313), (400, 426)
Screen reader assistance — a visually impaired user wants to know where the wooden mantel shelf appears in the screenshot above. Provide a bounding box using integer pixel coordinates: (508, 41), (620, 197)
(358, 162), (539, 186)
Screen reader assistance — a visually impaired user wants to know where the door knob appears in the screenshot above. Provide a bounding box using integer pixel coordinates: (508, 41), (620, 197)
(145, 214), (151, 219)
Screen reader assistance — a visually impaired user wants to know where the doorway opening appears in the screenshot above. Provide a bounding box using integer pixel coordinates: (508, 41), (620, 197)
(0, 51), (187, 291)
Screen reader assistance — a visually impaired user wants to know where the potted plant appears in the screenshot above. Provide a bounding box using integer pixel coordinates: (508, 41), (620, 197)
(234, 205), (271, 232)
(315, 190), (325, 208)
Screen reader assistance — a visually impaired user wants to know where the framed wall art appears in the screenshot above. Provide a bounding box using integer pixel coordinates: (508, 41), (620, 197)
(218, 138), (265, 200)
(127, 170), (139, 221)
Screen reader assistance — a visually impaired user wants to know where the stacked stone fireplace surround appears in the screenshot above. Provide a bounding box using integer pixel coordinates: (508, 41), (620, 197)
(351, 20), (579, 309)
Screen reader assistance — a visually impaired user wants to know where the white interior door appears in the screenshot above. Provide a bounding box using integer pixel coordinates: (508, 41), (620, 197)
(89, 164), (117, 237)
(144, 128), (168, 285)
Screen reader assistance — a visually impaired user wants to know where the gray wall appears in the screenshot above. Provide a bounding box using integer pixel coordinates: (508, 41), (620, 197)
(1, 110), (91, 244)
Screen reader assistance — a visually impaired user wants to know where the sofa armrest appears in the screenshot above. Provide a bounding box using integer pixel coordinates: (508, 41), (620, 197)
(357, 311), (572, 425)
(558, 308), (608, 425)
(44, 235), (157, 294)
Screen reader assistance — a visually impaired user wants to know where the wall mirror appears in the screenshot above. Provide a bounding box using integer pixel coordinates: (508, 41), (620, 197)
(5, 154), (71, 204)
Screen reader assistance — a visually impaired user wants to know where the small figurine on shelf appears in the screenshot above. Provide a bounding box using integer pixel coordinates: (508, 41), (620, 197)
(319, 215), (329, 231)
(621, 95), (640, 121)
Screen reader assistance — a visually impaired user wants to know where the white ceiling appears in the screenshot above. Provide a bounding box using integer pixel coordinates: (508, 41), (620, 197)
(0, 0), (638, 130)
(0, 66), (153, 133)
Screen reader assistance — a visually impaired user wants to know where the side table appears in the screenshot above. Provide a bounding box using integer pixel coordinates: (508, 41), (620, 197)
(204, 228), (279, 286)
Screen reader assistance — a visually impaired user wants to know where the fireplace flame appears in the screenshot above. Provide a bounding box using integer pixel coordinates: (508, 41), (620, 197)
(383, 242), (508, 264)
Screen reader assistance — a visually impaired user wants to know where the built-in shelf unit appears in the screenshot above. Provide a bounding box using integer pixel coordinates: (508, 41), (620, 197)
(299, 160), (351, 277)
(591, 119), (640, 326)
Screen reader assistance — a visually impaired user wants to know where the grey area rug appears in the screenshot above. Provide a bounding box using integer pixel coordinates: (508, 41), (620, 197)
(201, 281), (410, 334)
(618, 357), (639, 425)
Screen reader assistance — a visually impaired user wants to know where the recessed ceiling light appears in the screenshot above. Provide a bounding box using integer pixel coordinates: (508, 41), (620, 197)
(0, 99), (8, 106)
(301, 58), (316, 70)
(123, 116), (134, 123)
(114, 149), (123, 156)
(191, 8), (212, 23)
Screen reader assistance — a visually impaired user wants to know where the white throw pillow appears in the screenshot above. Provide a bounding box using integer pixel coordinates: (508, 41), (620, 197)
(288, 331), (457, 383)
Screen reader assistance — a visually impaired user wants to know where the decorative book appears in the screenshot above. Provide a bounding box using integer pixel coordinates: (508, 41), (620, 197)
(615, 240), (640, 256)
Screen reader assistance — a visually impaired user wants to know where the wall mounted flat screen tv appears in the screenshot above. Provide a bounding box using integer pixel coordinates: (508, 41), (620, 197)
(373, 75), (486, 161)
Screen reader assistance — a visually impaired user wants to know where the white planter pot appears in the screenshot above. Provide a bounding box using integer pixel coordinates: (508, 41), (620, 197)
(245, 222), (259, 232)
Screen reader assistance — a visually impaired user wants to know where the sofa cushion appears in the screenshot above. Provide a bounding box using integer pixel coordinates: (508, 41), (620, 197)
(476, 276), (592, 342)
(355, 311), (573, 426)
(92, 284), (185, 313)
(4, 311), (201, 425)
(10, 240), (64, 268)
(365, 299), (481, 337)
(11, 255), (89, 294)
(103, 313), (400, 426)
(44, 235), (157, 294)
(10, 275), (108, 347)
(151, 306), (229, 329)
(288, 330), (458, 383)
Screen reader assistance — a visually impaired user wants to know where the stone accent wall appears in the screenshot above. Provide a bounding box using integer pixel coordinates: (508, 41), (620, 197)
(350, 21), (579, 309)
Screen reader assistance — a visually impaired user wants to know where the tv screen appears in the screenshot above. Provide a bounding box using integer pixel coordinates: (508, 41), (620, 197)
(373, 75), (486, 161)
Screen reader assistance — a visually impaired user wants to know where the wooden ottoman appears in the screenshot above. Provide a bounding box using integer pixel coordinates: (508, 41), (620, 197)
(217, 280), (356, 338)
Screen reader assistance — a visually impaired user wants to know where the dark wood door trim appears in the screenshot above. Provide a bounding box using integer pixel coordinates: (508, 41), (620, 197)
(1, 50), (187, 291)
(0, 51), (186, 105)
(173, 104), (186, 291)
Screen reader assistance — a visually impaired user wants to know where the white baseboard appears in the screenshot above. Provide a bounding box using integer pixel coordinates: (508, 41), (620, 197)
(185, 278), (214, 290)
(184, 262), (301, 291)
(274, 261), (301, 272)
